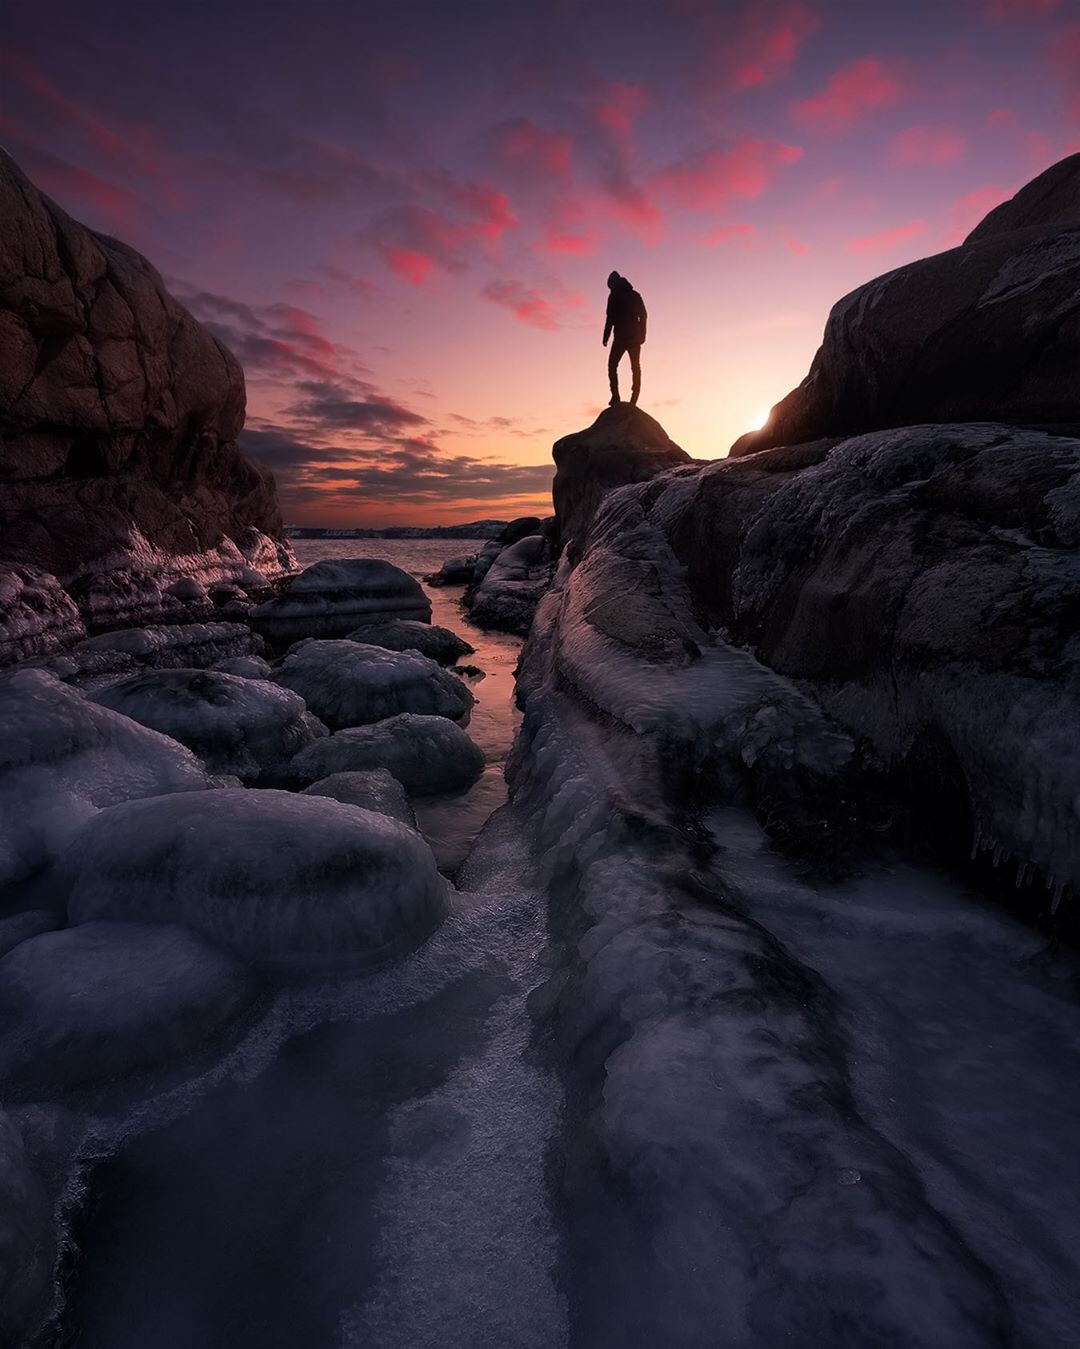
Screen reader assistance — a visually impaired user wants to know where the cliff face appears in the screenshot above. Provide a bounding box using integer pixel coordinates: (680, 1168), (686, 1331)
(731, 153), (1080, 456)
(0, 151), (293, 662)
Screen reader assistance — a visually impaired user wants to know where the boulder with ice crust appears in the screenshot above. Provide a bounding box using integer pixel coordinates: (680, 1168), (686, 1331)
(0, 921), (254, 1091)
(0, 669), (211, 887)
(0, 150), (295, 662)
(344, 618), (473, 665)
(0, 1108), (56, 1347)
(250, 558), (431, 645)
(467, 532), (554, 635)
(90, 668), (326, 782)
(64, 789), (448, 971)
(302, 768), (416, 827)
(291, 712), (485, 795)
(272, 639), (473, 730)
(731, 152), (1080, 457)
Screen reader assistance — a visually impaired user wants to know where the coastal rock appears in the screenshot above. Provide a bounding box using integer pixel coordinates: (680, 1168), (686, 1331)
(0, 150), (295, 660)
(0, 670), (211, 886)
(0, 1109), (56, 1347)
(344, 618), (474, 665)
(212, 654), (273, 679)
(426, 552), (479, 586)
(0, 911), (57, 961)
(0, 921), (253, 1091)
(272, 640), (473, 730)
(0, 565), (85, 666)
(250, 558), (431, 645)
(302, 769), (417, 828)
(552, 404), (692, 562)
(91, 668), (326, 782)
(291, 713), (485, 795)
(468, 533), (554, 636)
(732, 152), (1080, 456)
(64, 790), (448, 972)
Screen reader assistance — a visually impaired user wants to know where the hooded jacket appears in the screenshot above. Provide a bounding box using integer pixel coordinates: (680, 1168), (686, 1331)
(604, 276), (647, 346)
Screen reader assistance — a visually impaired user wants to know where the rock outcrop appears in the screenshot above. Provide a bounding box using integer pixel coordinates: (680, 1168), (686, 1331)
(552, 405), (692, 561)
(0, 150), (294, 663)
(731, 152), (1080, 456)
(250, 558), (430, 645)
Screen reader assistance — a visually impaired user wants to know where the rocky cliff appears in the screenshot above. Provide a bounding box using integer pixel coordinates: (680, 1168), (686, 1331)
(0, 151), (293, 663)
(731, 152), (1080, 456)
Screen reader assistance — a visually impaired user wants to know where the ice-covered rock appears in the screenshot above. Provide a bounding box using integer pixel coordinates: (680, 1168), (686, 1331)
(302, 769), (416, 827)
(552, 404), (691, 562)
(75, 621), (263, 670)
(0, 150), (294, 650)
(250, 558), (431, 644)
(272, 640), (473, 730)
(0, 910), (57, 960)
(291, 713), (485, 795)
(344, 618), (473, 665)
(732, 152), (1080, 456)
(425, 552), (479, 586)
(0, 564), (85, 665)
(0, 1108), (56, 1347)
(90, 668), (325, 782)
(0, 921), (253, 1091)
(0, 669), (211, 886)
(64, 789), (449, 971)
(468, 533), (554, 636)
(212, 653), (273, 679)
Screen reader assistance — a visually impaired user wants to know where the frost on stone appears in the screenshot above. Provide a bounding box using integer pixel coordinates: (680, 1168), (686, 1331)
(0, 670), (211, 887)
(250, 558), (431, 644)
(73, 622), (264, 671)
(0, 921), (253, 1091)
(0, 563), (85, 667)
(291, 713), (486, 795)
(302, 769), (416, 828)
(0, 1107), (56, 1347)
(90, 668), (326, 782)
(344, 618), (474, 665)
(64, 789), (449, 971)
(273, 640), (474, 730)
(211, 654), (273, 679)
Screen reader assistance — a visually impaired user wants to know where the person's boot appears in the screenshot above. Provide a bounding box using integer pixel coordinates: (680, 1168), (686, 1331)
(631, 375), (641, 407)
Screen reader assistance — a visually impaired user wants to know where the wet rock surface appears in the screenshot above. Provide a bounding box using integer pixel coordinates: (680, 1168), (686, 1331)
(251, 559), (431, 645)
(292, 712), (486, 795)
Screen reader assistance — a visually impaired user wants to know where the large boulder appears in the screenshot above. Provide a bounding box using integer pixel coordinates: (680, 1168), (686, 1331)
(64, 790), (449, 972)
(552, 405), (692, 561)
(0, 922), (254, 1091)
(302, 769), (416, 828)
(467, 533), (554, 636)
(344, 618), (473, 665)
(0, 151), (295, 661)
(0, 669), (211, 886)
(90, 668), (326, 781)
(272, 639), (473, 730)
(291, 713), (485, 795)
(732, 153), (1080, 456)
(250, 558), (431, 645)
(0, 1108), (56, 1347)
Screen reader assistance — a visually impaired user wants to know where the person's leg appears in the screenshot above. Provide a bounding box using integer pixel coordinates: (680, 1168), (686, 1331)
(608, 339), (626, 403)
(629, 343), (641, 405)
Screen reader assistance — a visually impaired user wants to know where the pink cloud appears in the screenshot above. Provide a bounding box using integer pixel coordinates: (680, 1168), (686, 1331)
(703, 221), (756, 246)
(889, 125), (967, 166)
(987, 0), (1063, 17)
(444, 182), (518, 241)
(731, 3), (820, 89)
(384, 248), (435, 285)
(595, 82), (651, 144)
(482, 279), (585, 330)
(653, 138), (803, 211)
(987, 106), (1020, 127)
(791, 57), (904, 131)
(944, 185), (1011, 244)
(783, 234), (810, 255)
(496, 119), (572, 176)
(535, 228), (602, 256)
(846, 219), (927, 253)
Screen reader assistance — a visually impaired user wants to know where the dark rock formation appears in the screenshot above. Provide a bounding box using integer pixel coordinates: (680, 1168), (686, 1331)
(467, 533), (554, 635)
(250, 558), (431, 645)
(343, 618), (473, 665)
(552, 405), (692, 561)
(0, 150), (294, 662)
(731, 153), (1080, 457)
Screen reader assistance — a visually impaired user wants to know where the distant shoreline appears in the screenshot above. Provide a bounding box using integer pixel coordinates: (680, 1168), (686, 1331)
(286, 521), (506, 541)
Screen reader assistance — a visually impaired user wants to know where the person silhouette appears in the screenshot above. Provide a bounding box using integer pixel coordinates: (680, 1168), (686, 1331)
(602, 271), (647, 406)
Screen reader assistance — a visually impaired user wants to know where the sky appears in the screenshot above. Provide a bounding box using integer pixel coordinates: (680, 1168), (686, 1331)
(3, 0), (1080, 525)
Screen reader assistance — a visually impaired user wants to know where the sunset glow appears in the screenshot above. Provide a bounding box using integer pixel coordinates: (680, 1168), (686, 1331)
(3, 0), (1078, 525)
